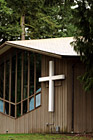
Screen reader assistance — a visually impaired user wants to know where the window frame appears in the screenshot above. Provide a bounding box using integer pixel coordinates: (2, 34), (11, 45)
(0, 49), (42, 118)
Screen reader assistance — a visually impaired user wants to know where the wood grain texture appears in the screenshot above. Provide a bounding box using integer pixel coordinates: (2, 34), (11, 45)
(0, 53), (93, 134)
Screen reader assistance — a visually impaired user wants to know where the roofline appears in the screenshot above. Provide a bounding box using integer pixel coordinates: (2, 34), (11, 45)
(0, 42), (62, 59)
(0, 42), (6, 49)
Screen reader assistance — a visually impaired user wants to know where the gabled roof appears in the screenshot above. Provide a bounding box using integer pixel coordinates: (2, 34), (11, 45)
(0, 37), (79, 58)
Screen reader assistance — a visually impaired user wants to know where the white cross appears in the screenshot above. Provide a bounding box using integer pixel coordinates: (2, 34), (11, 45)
(39, 61), (65, 112)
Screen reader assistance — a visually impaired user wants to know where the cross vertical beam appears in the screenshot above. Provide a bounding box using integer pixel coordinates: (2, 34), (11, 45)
(49, 61), (54, 112)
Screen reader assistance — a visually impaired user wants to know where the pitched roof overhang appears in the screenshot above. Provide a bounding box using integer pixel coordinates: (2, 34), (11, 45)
(0, 37), (79, 58)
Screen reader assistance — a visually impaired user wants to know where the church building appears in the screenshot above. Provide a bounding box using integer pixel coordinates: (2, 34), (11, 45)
(0, 37), (93, 133)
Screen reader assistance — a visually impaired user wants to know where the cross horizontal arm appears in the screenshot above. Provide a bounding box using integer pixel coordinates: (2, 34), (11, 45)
(52, 75), (65, 81)
(39, 76), (50, 82)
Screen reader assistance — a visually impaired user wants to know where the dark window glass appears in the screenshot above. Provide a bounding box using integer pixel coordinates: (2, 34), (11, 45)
(0, 63), (4, 98)
(17, 53), (22, 102)
(30, 53), (34, 96)
(0, 51), (42, 118)
(36, 54), (41, 92)
(11, 104), (15, 117)
(11, 55), (16, 103)
(29, 97), (34, 111)
(5, 102), (9, 115)
(23, 51), (28, 99)
(23, 100), (27, 114)
(5, 60), (10, 101)
(17, 103), (21, 117)
(36, 93), (41, 108)
(0, 100), (4, 113)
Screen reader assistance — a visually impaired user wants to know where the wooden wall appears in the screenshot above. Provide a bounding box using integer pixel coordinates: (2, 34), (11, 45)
(73, 63), (93, 133)
(0, 54), (93, 134)
(0, 113), (15, 133)
(67, 59), (93, 133)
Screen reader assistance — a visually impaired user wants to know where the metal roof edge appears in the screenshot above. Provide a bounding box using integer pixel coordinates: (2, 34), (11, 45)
(0, 42), (7, 49)
(0, 42), (62, 59)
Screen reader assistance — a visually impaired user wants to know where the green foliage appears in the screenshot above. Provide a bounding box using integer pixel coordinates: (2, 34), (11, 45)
(25, 1), (76, 39)
(26, 5), (60, 39)
(0, 0), (21, 44)
(71, 0), (93, 91)
(57, 3), (77, 37)
(0, 0), (76, 43)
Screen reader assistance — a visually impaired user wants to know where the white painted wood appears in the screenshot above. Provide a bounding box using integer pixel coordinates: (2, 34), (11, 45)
(39, 61), (65, 112)
(52, 75), (65, 80)
(39, 77), (49, 82)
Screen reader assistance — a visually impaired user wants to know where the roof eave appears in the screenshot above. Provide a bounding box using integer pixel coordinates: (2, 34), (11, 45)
(0, 42), (62, 59)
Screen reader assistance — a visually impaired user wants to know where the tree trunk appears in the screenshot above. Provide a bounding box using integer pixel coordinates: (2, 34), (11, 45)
(21, 14), (25, 40)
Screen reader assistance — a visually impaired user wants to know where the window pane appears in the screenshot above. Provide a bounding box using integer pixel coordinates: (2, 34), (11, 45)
(36, 88), (41, 94)
(29, 97), (34, 111)
(36, 54), (41, 92)
(30, 52), (34, 96)
(23, 100), (27, 114)
(11, 55), (16, 103)
(5, 102), (9, 115)
(17, 53), (22, 102)
(36, 93), (41, 108)
(23, 51), (28, 99)
(11, 104), (15, 117)
(5, 60), (10, 100)
(0, 100), (4, 113)
(17, 103), (21, 117)
(0, 63), (4, 98)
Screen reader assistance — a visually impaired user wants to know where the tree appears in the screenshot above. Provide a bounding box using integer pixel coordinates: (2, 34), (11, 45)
(26, 0), (76, 39)
(71, 0), (93, 91)
(0, 0), (76, 42)
(0, 0), (21, 45)
(0, 0), (76, 44)
(5, 0), (46, 40)
(4, 0), (76, 40)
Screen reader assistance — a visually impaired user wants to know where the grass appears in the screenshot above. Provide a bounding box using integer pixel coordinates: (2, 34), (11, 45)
(0, 133), (93, 140)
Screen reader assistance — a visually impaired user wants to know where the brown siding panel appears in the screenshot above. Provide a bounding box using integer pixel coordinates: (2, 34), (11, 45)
(0, 54), (93, 134)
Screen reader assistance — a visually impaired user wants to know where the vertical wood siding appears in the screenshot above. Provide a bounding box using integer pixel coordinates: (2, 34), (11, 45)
(0, 55), (93, 133)
(67, 59), (93, 133)
(73, 63), (93, 133)
(0, 113), (15, 133)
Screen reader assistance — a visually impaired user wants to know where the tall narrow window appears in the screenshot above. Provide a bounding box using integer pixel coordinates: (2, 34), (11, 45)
(0, 100), (4, 113)
(29, 97), (34, 111)
(17, 53), (22, 102)
(5, 102), (9, 115)
(36, 54), (41, 93)
(30, 53), (34, 96)
(17, 103), (21, 117)
(23, 100), (27, 114)
(36, 93), (41, 107)
(11, 104), (15, 117)
(35, 54), (41, 108)
(5, 60), (10, 101)
(23, 51), (28, 99)
(0, 63), (4, 98)
(11, 55), (16, 103)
